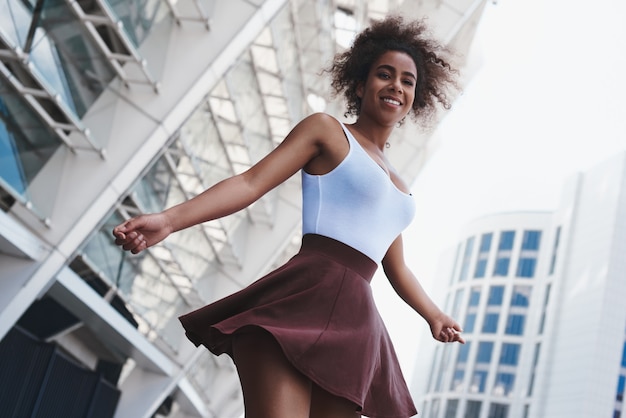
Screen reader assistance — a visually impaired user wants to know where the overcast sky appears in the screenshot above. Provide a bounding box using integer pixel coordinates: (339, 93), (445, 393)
(373, 0), (626, 381)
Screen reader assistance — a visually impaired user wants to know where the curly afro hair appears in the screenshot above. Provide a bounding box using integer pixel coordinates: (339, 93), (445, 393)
(326, 15), (458, 126)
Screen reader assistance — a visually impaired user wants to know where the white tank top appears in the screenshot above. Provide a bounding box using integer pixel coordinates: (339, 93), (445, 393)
(302, 120), (416, 262)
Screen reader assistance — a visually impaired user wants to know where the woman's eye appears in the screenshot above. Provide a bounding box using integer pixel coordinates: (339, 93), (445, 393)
(378, 72), (390, 79)
(403, 79), (414, 86)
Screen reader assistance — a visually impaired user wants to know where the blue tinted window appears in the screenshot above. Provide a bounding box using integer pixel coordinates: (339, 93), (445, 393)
(474, 259), (487, 278)
(482, 313), (499, 333)
(479, 233), (493, 252)
(500, 343), (521, 365)
(505, 314), (526, 335)
(511, 286), (531, 306)
(464, 313), (476, 333)
(472, 370), (489, 393)
(493, 257), (510, 276)
(488, 286), (505, 305)
(493, 374), (516, 397)
(450, 370), (465, 391)
(617, 374), (625, 401)
(498, 231), (515, 250)
(522, 230), (542, 250)
(477, 342), (494, 363)
(469, 288), (481, 306)
(622, 342), (626, 367)
(458, 342), (471, 362)
(516, 258), (537, 278)
(459, 236), (475, 281)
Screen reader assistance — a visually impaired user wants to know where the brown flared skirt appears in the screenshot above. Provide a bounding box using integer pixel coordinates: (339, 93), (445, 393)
(178, 234), (417, 418)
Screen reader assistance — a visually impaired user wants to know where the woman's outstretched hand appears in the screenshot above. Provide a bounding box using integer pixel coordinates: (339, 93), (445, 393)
(112, 212), (173, 254)
(429, 312), (465, 344)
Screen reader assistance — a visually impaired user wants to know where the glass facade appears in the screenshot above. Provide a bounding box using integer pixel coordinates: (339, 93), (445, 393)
(516, 230), (541, 278)
(493, 231), (515, 277)
(436, 224), (547, 418)
(69, 3), (306, 361)
(474, 232), (492, 278)
(459, 236), (475, 281)
(549, 226), (561, 275)
(0, 0), (174, 216)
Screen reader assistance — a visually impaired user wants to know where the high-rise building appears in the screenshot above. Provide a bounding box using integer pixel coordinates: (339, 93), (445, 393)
(0, 0), (489, 417)
(411, 151), (626, 418)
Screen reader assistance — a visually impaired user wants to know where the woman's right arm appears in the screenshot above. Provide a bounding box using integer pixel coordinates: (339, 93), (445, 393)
(113, 113), (337, 254)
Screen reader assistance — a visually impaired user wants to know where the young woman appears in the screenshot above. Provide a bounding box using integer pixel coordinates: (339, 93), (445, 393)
(113, 15), (464, 418)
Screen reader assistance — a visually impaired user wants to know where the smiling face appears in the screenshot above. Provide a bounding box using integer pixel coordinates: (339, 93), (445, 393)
(356, 50), (417, 126)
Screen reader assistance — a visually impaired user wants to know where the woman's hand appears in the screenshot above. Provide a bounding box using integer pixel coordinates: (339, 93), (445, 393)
(429, 312), (465, 344)
(112, 212), (173, 254)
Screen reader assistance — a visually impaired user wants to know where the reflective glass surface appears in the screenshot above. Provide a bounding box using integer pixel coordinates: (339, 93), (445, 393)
(474, 259), (487, 278)
(488, 402), (510, 418)
(511, 285), (531, 306)
(105, 0), (169, 47)
(549, 226), (561, 275)
(482, 313), (499, 333)
(493, 257), (510, 277)
(500, 343), (521, 365)
(464, 313), (476, 333)
(498, 231), (515, 250)
(471, 369), (489, 393)
(488, 286), (505, 305)
(521, 230), (542, 250)
(516, 258), (537, 278)
(450, 341), (471, 392)
(465, 400), (482, 418)
(479, 232), (493, 252)
(459, 236), (475, 281)
(476, 341), (494, 363)
(505, 314), (525, 335)
(0, 77), (61, 204)
(444, 399), (458, 418)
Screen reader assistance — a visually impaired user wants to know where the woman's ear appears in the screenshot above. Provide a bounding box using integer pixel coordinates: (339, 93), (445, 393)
(356, 82), (364, 99)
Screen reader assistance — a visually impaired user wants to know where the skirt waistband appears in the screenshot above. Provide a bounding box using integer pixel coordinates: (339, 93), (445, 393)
(299, 234), (378, 281)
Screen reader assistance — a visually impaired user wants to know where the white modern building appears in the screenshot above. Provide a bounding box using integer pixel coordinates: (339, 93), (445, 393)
(0, 0), (489, 417)
(411, 151), (626, 418)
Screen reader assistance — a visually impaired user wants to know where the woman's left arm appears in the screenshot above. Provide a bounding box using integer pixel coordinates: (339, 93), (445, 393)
(382, 235), (465, 344)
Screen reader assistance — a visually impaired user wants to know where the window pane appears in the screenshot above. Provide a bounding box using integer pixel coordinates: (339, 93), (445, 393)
(459, 236), (475, 281)
(470, 370), (488, 393)
(488, 286), (505, 305)
(493, 373), (516, 397)
(482, 313), (499, 333)
(465, 401), (482, 418)
(516, 258), (537, 278)
(488, 402), (510, 418)
(474, 259), (487, 278)
(445, 399), (459, 418)
(498, 231), (515, 250)
(469, 287), (481, 306)
(511, 286), (532, 307)
(505, 314), (526, 335)
(480, 233), (493, 252)
(477, 342), (494, 363)
(549, 226), (561, 275)
(500, 343), (521, 366)
(458, 342), (472, 362)
(465, 313), (476, 333)
(522, 230), (542, 250)
(493, 258), (510, 276)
